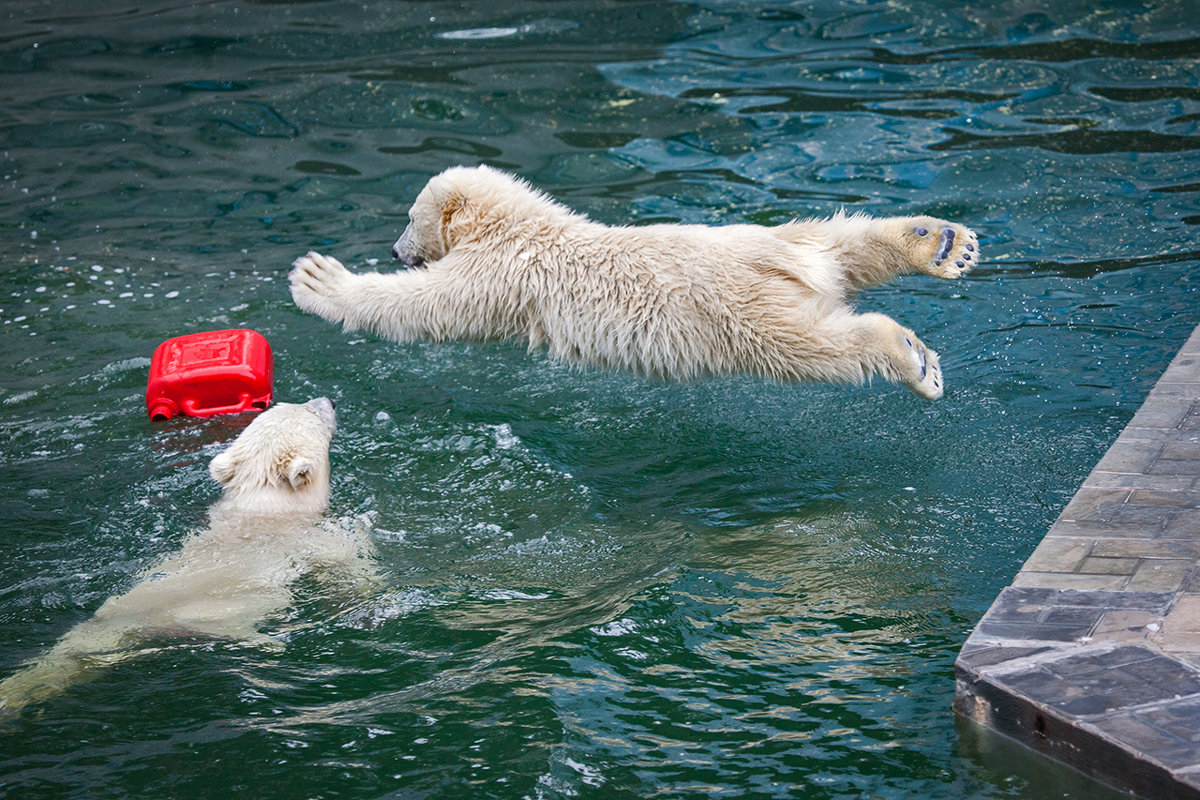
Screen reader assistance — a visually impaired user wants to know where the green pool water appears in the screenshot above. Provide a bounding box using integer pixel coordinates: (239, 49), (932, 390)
(1, 1), (1196, 797)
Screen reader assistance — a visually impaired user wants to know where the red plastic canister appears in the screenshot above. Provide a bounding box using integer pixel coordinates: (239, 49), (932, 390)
(146, 329), (274, 420)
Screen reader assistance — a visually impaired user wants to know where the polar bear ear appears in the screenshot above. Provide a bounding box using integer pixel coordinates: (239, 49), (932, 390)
(209, 451), (237, 484)
(286, 458), (316, 490)
(440, 194), (467, 239)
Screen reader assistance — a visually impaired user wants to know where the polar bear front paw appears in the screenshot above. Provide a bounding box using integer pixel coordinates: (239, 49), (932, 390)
(903, 334), (943, 400)
(908, 219), (979, 280)
(290, 251), (354, 323)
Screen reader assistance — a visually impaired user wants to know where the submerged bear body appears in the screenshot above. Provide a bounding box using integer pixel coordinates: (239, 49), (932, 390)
(0, 398), (378, 712)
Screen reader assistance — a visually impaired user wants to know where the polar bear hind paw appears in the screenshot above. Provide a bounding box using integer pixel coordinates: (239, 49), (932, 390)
(905, 335), (943, 400)
(909, 220), (979, 280)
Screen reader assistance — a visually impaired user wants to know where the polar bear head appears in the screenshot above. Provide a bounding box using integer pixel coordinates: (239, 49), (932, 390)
(391, 165), (579, 267)
(207, 397), (337, 517)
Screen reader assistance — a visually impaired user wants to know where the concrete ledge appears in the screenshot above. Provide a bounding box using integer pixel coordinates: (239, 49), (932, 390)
(956, 324), (1200, 798)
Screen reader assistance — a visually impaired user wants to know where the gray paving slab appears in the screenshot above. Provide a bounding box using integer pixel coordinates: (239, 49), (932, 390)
(956, 323), (1200, 798)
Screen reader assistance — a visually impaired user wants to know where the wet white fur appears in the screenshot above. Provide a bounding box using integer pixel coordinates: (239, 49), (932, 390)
(0, 398), (379, 712)
(291, 165), (979, 398)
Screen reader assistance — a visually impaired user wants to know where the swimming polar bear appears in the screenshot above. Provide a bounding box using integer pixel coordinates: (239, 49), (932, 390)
(0, 398), (379, 713)
(290, 165), (980, 399)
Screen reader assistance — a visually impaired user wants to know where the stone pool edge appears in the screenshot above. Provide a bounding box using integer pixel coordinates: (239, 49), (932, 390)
(955, 323), (1200, 799)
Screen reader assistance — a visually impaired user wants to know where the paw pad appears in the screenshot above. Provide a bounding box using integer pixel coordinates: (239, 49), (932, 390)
(914, 219), (979, 280)
(903, 336), (942, 400)
(934, 227), (956, 265)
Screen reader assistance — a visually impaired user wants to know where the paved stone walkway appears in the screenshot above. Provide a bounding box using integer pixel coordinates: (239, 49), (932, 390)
(955, 323), (1200, 799)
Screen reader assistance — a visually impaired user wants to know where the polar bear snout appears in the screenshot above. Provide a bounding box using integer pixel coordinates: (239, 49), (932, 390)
(306, 395), (335, 414)
(305, 396), (337, 434)
(392, 224), (425, 268)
